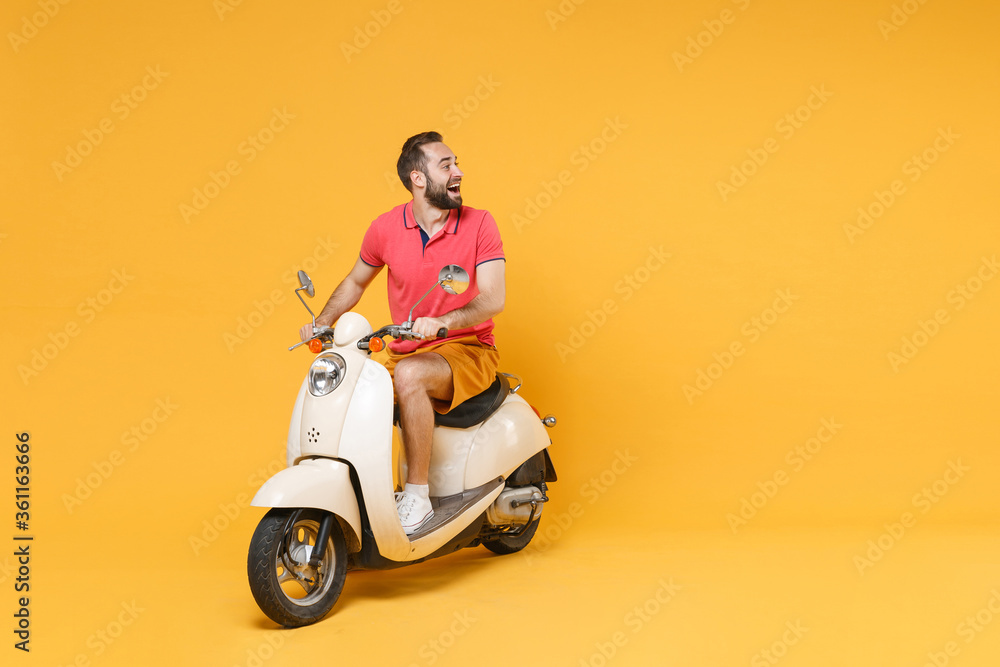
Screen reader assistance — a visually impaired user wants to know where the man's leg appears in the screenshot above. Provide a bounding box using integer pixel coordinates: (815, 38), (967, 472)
(393, 352), (454, 485)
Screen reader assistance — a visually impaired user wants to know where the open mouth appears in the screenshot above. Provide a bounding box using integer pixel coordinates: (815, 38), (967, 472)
(447, 181), (461, 194)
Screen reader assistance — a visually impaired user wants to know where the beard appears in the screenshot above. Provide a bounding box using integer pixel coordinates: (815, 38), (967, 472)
(423, 172), (462, 210)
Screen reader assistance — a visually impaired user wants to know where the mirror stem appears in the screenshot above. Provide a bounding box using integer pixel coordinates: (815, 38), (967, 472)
(406, 280), (443, 325)
(295, 286), (317, 328)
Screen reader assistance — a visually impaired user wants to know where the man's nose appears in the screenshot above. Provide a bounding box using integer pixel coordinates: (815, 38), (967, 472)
(453, 166), (464, 178)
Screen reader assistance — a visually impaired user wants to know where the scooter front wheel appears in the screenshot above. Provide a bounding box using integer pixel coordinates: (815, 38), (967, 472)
(247, 508), (347, 627)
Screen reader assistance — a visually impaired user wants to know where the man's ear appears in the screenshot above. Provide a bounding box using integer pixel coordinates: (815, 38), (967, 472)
(410, 170), (425, 189)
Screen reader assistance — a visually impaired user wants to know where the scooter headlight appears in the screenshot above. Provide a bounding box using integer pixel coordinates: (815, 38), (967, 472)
(308, 353), (347, 397)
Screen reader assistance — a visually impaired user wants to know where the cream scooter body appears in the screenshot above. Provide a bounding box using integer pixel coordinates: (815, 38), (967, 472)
(247, 267), (556, 627)
(254, 312), (551, 562)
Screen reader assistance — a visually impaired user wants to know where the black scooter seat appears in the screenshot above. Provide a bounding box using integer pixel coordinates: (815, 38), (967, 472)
(393, 373), (511, 429)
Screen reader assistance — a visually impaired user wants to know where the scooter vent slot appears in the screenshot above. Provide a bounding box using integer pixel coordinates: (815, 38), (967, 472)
(306, 427), (320, 444)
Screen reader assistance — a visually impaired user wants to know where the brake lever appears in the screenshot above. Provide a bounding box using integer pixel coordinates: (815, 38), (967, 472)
(395, 322), (449, 341)
(389, 323), (411, 341)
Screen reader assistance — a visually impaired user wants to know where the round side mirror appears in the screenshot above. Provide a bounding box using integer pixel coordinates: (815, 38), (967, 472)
(297, 270), (315, 298)
(438, 265), (469, 295)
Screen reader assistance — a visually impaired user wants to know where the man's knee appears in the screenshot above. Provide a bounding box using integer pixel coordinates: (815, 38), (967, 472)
(393, 358), (421, 397)
(394, 354), (451, 401)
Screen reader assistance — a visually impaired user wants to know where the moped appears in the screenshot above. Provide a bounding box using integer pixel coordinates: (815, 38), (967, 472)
(247, 265), (557, 627)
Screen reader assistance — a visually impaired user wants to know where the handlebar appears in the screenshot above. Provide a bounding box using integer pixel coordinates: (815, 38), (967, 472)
(291, 324), (449, 352)
(356, 325), (448, 351)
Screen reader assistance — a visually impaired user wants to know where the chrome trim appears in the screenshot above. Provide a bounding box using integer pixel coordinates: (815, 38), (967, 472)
(499, 372), (522, 393)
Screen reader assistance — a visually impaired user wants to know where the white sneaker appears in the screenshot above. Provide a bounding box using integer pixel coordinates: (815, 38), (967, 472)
(395, 491), (433, 535)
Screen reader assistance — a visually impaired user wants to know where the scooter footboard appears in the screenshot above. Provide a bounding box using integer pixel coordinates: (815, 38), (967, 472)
(251, 458), (362, 549)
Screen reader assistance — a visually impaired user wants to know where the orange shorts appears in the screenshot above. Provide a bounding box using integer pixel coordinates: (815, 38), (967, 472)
(382, 335), (500, 413)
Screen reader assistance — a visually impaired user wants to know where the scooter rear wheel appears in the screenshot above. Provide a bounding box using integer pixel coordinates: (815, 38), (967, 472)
(247, 508), (347, 627)
(482, 517), (540, 555)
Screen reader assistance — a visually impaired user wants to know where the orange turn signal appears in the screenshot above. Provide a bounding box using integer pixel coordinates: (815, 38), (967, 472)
(308, 339), (324, 353)
(368, 337), (384, 353)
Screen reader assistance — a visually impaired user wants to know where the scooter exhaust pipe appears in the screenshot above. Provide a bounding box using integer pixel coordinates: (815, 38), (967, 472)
(487, 486), (547, 525)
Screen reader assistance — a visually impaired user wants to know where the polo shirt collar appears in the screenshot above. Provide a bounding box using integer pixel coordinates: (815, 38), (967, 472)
(403, 202), (461, 234)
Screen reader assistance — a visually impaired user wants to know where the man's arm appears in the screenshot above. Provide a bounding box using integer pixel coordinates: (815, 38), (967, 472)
(412, 259), (505, 338)
(299, 257), (382, 340)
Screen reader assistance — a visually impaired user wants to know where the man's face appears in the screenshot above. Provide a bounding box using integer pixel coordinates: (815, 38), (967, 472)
(417, 142), (463, 210)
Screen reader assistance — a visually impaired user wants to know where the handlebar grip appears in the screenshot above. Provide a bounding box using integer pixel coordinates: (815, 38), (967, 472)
(436, 328), (448, 339)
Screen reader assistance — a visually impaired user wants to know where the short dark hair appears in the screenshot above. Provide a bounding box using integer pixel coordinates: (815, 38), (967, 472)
(397, 131), (443, 192)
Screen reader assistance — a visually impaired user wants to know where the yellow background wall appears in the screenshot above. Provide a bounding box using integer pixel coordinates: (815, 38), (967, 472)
(3, 0), (999, 665)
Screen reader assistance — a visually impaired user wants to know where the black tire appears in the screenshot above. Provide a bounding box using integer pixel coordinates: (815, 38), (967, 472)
(482, 517), (541, 555)
(247, 508), (347, 627)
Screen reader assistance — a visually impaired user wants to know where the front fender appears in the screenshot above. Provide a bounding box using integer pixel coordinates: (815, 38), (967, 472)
(251, 458), (361, 548)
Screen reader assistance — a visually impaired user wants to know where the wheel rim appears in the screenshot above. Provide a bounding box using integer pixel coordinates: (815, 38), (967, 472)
(274, 515), (337, 607)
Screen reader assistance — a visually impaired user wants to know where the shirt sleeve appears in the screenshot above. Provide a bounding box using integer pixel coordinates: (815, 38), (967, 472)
(359, 219), (384, 267)
(475, 211), (505, 265)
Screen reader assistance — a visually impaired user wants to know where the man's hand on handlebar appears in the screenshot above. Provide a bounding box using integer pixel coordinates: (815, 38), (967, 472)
(299, 322), (332, 342)
(411, 316), (448, 340)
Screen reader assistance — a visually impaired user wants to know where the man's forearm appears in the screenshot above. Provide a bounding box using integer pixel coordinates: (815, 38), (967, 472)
(316, 280), (365, 327)
(441, 292), (504, 331)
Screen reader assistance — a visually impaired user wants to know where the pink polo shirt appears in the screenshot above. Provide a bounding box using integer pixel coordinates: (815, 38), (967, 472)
(360, 202), (505, 353)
